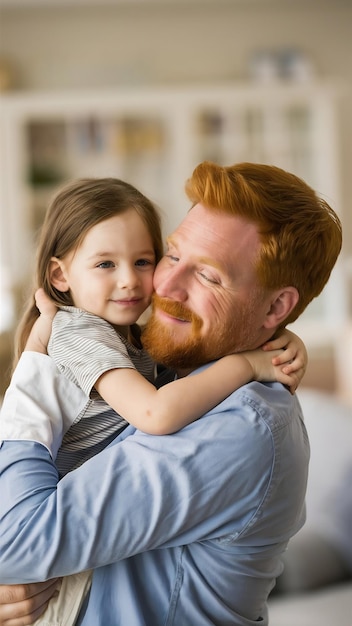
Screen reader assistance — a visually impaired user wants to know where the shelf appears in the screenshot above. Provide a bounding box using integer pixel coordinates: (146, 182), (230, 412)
(0, 81), (346, 342)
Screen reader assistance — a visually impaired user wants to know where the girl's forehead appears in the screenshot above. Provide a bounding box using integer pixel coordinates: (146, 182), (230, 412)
(76, 212), (155, 255)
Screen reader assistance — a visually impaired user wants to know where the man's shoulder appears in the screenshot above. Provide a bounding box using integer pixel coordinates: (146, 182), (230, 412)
(197, 380), (304, 454)
(238, 381), (303, 431)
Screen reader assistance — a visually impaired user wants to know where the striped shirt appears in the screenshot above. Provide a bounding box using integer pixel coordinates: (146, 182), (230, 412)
(48, 306), (155, 476)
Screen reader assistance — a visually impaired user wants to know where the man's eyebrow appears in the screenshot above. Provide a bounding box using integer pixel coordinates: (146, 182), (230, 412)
(166, 236), (224, 272)
(198, 256), (223, 271)
(165, 235), (176, 248)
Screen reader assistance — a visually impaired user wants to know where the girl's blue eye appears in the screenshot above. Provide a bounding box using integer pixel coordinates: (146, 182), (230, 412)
(135, 259), (154, 267)
(97, 261), (114, 269)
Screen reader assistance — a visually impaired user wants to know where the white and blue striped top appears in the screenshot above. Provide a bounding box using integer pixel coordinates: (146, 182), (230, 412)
(48, 306), (155, 476)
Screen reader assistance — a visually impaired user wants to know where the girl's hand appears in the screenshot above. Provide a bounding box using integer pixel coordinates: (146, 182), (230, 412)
(262, 328), (308, 374)
(0, 580), (60, 626)
(25, 288), (58, 353)
(261, 328), (308, 393)
(241, 327), (307, 394)
(241, 348), (299, 394)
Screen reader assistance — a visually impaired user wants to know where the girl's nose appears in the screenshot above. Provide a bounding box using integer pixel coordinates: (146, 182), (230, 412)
(116, 266), (139, 289)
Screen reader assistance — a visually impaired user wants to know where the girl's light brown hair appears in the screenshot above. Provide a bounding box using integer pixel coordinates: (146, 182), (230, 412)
(14, 177), (163, 367)
(185, 161), (342, 325)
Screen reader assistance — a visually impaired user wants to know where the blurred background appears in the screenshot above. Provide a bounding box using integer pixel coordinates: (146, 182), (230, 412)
(0, 1), (352, 621)
(0, 0), (352, 399)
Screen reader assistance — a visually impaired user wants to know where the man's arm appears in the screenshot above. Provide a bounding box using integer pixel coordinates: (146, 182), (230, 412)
(0, 355), (275, 583)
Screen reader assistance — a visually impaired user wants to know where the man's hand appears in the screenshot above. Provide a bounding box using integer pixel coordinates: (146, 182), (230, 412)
(25, 289), (58, 354)
(0, 580), (60, 626)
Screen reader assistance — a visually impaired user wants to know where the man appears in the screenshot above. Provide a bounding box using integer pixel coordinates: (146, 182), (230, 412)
(0, 162), (342, 625)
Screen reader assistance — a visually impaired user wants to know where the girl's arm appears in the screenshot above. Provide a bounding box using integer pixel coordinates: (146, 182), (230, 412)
(95, 350), (263, 435)
(96, 337), (304, 435)
(29, 291), (305, 436)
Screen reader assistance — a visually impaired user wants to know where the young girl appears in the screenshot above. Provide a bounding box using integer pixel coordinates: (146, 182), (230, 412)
(12, 177), (305, 626)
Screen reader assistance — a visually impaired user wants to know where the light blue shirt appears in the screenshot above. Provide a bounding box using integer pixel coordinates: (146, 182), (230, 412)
(0, 353), (309, 625)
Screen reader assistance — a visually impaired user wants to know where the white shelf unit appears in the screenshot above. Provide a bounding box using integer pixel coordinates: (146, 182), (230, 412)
(0, 81), (347, 346)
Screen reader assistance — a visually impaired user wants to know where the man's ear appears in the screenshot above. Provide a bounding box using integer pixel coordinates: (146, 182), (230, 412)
(49, 257), (70, 292)
(263, 287), (299, 329)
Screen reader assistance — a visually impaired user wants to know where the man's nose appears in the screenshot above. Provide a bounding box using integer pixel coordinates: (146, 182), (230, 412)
(154, 265), (188, 302)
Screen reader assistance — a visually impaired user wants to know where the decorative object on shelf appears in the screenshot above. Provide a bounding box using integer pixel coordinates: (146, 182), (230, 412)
(279, 48), (315, 82)
(249, 48), (314, 83)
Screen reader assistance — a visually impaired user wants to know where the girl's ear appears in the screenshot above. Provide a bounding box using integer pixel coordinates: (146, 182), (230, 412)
(263, 287), (299, 329)
(49, 257), (70, 292)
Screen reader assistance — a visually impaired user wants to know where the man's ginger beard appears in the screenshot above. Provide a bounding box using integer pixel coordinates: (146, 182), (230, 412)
(142, 293), (261, 371)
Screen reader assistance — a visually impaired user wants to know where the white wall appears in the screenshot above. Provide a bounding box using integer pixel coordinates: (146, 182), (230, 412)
(1, 0), (351, 245)
(1, 3), (351, 287)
